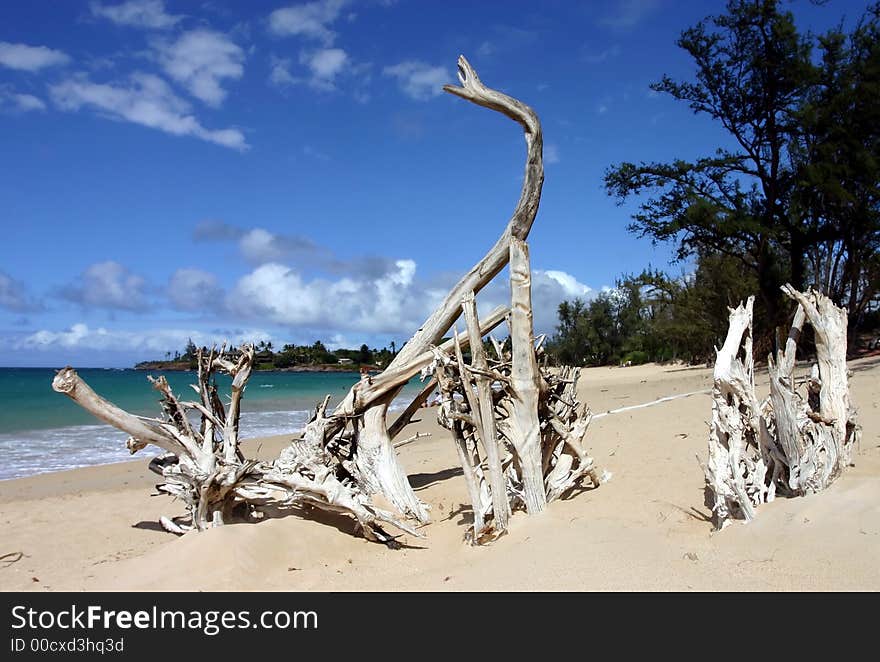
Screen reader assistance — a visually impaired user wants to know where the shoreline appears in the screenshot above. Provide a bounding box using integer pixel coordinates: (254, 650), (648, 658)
(0, 358), (876, 591)
(132, 363), (378, 373)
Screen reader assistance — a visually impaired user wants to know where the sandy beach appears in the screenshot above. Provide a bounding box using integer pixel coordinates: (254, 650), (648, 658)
(1, 357), (877, 592)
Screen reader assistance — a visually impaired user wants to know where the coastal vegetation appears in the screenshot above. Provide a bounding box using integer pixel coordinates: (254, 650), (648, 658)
(135, 338), (396, 372)
(549, 0), (880, 367)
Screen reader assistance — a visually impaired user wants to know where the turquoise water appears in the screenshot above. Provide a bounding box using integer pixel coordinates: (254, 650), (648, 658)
(0, 368), (424, 481)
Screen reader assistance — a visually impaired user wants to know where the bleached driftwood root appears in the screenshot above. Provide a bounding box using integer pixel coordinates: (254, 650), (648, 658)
(319, 54), (549, 524)
(763, 286), (861, 494)
(52, 55), (606, 545)
(428, 288), (606, 543)
(704, 297), (773, 526)
(705, 286), (861, 530)
(52, 346), (422, 544)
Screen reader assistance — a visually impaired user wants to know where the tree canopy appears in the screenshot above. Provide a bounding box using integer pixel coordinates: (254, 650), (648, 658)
(604, 0), (879, 341)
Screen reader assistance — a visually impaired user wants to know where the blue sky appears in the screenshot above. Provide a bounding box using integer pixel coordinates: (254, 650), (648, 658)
(0, 0), (870, 367)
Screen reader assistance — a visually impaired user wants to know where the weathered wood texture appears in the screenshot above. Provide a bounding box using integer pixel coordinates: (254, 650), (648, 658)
(336, 55), (547, 522)
(430, 294), (606, 543)
(705, 286), (861, 530)
(53, 347), (419, 544)
(704, 297), (772, 526)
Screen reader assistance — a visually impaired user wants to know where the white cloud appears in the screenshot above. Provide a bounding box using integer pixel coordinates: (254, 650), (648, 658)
(168, 268), (223, 311)
(383, 61), (450, 101)
(0, 87), (46, 112)
(236, 227), (330, 266)
(59, 261), (149, 311)
(18, 323), (272, 354)
(0, 42), (70, 71)
(300, 47), (348, 89)
(542, 270), (592, 298)
(155, 29), (244, 106)
(269, 56), (296, 86)
(271, 48), (364, 94)
(227, 259), (429, 334)
(195, 222), (401, 278)
(469, 268), (593, 337)
(90, 0), (182, 29)
(239, 228), (285, 263)
(545, 143), (560, 164)
(268, 0), (348, 45)
(50, 72), (248, 150)
(0, 271), (41, 312)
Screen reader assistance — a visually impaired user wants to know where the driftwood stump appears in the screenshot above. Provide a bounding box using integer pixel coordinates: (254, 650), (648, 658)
(704, 286), (861, 529)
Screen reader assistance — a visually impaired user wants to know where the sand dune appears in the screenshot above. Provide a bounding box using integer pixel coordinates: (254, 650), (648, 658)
(1, 358), (877, 591)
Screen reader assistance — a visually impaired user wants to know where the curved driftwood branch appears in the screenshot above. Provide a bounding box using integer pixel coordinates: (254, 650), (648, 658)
(347, 55), (545, 522)
(394, 55), (544, 368)
(53, 368), (187, 457)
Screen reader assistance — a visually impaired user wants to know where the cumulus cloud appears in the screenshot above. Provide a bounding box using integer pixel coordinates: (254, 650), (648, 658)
(0, 87), (46, 112)
(193, 221), (329, 265)
(192, 221), (398, 277)
(17, 323), (272, 355)
(383, 61), (450, 101)
(299, 47), (348, 90)
(0, 271), (42, 312)
(268, 0), (348, 45)
(155, 29), (245, 106)
(168, 268), (223, 311)
(59, 261), (150, 311)
(270, 49), (367, 95)
(90, 0), (182, 29)
(239, 228), (289, 263)
(468, 268), (593, 337)
(0, 42), (70, 71)
(227, 259), (429, 334)
(268, 56), (297, 87)
(49, 72), (248, 150)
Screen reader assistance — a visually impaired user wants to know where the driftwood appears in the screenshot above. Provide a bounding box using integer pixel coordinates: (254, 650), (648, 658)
(704, 286), (861, 529)
(52, 55), (605, 545)
(327, 55), (548, 524)
(52, 347), (418, 542)
(428, 262), (606, 543)
(704, 297), (772, 524)
(52, 309), (504, 543)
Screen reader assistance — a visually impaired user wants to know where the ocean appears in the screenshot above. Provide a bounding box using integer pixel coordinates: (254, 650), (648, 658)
(0, 367), (426, 481)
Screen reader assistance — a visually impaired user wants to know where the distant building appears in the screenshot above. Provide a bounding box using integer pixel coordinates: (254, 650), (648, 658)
(338, 358), (354, 365)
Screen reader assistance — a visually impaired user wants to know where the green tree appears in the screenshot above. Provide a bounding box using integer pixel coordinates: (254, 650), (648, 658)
(183, 338), (198, 361)
(605, 0), (817, 333)
(358, 343), (372, 364)
(550, 251), (759, 366)
(794, 5), (880, 341)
